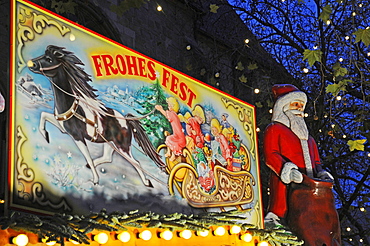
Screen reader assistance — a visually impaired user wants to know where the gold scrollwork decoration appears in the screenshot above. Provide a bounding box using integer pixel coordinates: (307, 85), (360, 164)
(17, 6), (71, 72)
(32, 183), (71, 211)
(221, 97), (256, 159)
(183, 166), (255, 208)
(15, 126), (71, 211)
(16, 126), (34, 182)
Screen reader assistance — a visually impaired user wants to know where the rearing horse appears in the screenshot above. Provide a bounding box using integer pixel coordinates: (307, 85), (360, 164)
(27, 45), (165, 187)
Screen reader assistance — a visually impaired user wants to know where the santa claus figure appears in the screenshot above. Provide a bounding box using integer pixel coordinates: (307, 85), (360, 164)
(263, 84), (333, 226)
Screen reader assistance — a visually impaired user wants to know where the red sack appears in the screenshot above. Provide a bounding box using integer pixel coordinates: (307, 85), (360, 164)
(287, 174), (341, 246)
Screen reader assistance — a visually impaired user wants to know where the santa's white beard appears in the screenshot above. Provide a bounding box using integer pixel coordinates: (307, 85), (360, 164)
(285, 110), (309, 140)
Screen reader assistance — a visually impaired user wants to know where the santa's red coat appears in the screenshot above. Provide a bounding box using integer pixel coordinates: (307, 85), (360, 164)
(263, 122), (322, 218)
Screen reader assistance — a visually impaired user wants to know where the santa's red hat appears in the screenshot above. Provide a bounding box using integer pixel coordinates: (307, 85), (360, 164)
(272, 84), (307, 105)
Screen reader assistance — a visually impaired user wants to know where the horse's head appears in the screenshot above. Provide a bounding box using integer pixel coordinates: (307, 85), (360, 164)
(27, 45), (83, 77)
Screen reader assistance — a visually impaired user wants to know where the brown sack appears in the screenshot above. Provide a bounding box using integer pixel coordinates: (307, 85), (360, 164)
(287, 174), (341, 246)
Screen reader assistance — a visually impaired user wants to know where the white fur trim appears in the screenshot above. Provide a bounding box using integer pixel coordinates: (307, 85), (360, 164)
(281, 162), (299, 184)
(301, 139), (313, 177)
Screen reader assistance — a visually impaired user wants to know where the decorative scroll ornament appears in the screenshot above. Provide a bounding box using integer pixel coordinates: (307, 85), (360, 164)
(221, 98), (256, 159)
(182, 166), (255, 208)
(17, 6), (71, 72)
(15, 126), (71, 211)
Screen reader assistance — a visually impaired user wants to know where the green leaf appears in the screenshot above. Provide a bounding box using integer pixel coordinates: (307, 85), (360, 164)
(319, 4), (332, 23)
(347, 139), (367, 151)
(353, 28), (370, 46)
(236, 61), (244, 71)
(255, 102), (263, 108)
(239, 74), (247, 83)
(333, 62), (347, 77)
(210, 4), (219, 13)
(267, 99), (274, 108)
(247, 63), (258, 70)
(110, 0), (147, 15)
(200, 68), (206, 76)
(303, 49), (322, 67)
(52, 0), (78, 14)
(325, 80), (347, 96)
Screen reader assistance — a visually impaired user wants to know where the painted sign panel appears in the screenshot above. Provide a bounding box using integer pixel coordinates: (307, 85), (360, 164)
(9, 0), (263, 227)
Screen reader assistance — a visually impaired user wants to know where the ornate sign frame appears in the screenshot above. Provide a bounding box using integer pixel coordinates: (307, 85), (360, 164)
(9, 0), (263, 228)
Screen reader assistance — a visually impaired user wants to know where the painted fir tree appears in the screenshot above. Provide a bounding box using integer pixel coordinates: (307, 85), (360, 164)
(134, 79), (171, 147)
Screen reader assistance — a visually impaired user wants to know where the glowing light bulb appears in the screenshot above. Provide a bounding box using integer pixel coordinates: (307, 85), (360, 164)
(215, 72), (220, 78)
(42, 237), (57, 245)
(345, 36), (350, 40)
(196, 230), (209, 237)
(157, 5), (162, 11)
(269, 109), (273, 114)
(69, 239), (80, 244)
(336, 95), (342, 101)
(326, 20), (331, 25)
(214, 226), (226, 236)
(254, 88), (260, 94)
(256, 127), (260, 132)
(13, 234), (29, 246)
(303, 68), (309, 73)
(159, 230), (173, 240)
(241, 233), (253, 242)
(346, 227), (351, 231)
(117, 231), (131, 243)
(186, 45), (191, 50)
(229, 225), (241, 234)
(343, 135), (347, 138)
(139, 230), (152, 241)
(304, 113), (309, 117)
(352, 12), (356, 16)
(94, 232), (109, 244)
(360, 207), (365, 212)
(258, 241), (269, 246)
(179, 230), (192, 239)
(339, 57), (343, 62)
(244, 38), (250, 44)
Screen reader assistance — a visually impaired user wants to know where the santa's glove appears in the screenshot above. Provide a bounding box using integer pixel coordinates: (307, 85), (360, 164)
(281, 162), (303, 184)
(317, 170), (334, 181)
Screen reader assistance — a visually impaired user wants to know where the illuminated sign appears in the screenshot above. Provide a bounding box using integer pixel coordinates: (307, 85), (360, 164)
(9, 0), (263, 227)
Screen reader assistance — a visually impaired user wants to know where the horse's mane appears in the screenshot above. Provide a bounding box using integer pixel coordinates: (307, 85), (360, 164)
(47, 45), (98, 99)
(47, 45), (107, 114)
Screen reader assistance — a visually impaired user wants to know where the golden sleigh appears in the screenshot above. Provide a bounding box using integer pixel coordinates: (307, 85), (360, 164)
(157, 142), (256, 208)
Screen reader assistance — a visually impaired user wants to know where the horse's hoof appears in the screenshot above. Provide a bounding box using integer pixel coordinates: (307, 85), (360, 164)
(145, 180), (154, 188)
(45, 131), (50, 143)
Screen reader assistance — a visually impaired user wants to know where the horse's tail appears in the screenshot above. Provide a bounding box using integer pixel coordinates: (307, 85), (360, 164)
(126, 115), (166, 170)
